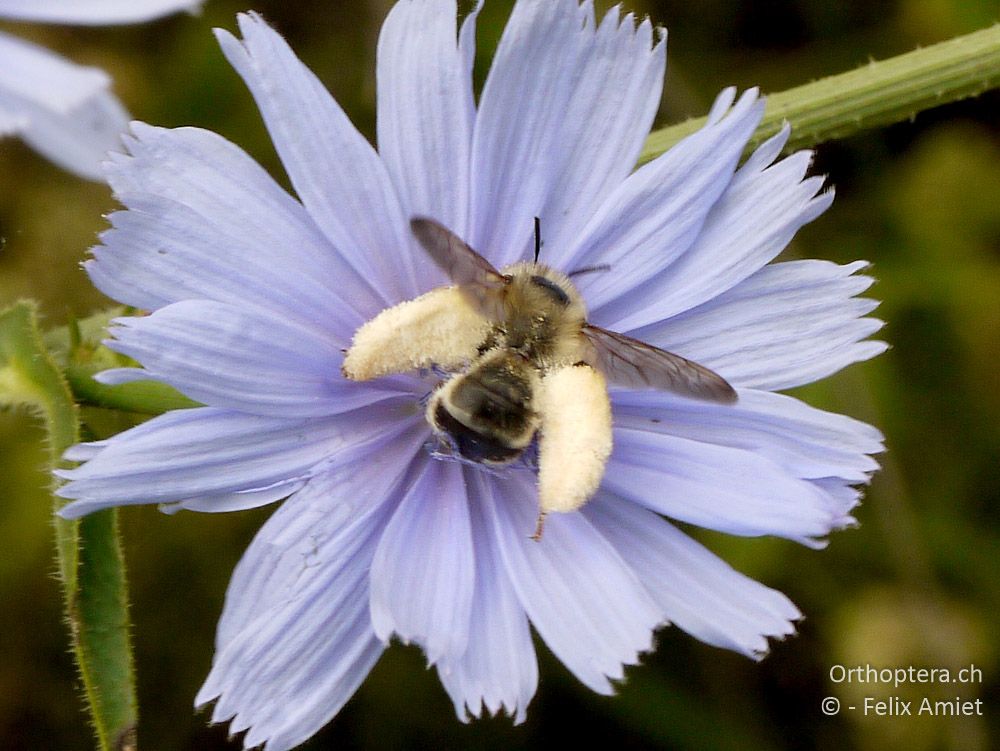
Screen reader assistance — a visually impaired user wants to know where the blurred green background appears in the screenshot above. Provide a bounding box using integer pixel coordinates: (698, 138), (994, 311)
(2, 0), (998, 749)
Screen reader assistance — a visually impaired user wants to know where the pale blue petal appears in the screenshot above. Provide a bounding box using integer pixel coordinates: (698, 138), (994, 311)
(103, 300), (411, 417)
(437, 471), (538, 724)
(632, 259), (886, 390)
(216, 14), (421, 303)
(593, 128), (834, 330)
(469, 0), (667, 267)
(811, 478), (864, 522)
(61, 440), (107, 462)
(586, 496), (801, 659)
(606, 426), (853, 547)
(212, 427), (428, 648)
(56, 403), (421, 515)
(563, 89), (765, 309)
(160, 483), (306, 515)
(611, 387), (884, 483)
(485, 471), (661, 694)
(0, 0), (201, 24)
(376, 0), (479, 245)
(370, 459), (474, 665)
(195, 433), (426, 751)
(15, 85), (128, 180)
(0, 30), (107, 116)
(0, 104), (23, 134)
(0, 30), (126, 180)
(92, 123), (380, 335)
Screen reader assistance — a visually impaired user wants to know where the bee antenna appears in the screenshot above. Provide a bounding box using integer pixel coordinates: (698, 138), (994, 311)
(533, 216), (541, 263)
(567, 264), (612, 278)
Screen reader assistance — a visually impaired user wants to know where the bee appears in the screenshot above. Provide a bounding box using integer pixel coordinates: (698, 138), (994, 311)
(342, 217), (736, 537)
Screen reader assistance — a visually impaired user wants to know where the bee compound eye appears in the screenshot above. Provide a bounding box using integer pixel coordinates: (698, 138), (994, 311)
(528, 274), (570, 306)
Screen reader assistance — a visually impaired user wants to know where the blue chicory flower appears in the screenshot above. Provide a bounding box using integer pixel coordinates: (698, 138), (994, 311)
(56, 1), (885, 748)
(0, 0), (203, 180)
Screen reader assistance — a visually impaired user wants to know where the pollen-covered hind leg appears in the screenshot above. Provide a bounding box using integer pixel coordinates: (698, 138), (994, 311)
(342, 286), (492, 380)
(535, 364), (613, 518)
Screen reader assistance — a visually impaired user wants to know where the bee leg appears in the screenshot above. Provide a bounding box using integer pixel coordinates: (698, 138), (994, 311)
(530, 510), (547, 542)
(535, 364), (612, 515)
(342, 286), (491, 380)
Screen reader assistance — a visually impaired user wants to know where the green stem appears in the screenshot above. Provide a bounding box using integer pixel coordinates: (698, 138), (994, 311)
(0, 303), (79, 584)
(0, 302), (137, 751)
(641, 24), (1000, 163)
(43, 308), (199, 416)
(66, 362), (200, 415)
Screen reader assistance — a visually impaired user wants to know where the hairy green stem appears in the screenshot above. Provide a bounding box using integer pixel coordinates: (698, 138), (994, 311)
(641, 24), (1000, 162)
(1, 302), (137, 751)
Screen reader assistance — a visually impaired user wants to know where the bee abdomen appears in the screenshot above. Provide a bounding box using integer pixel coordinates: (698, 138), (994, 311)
(432, 402), (524, 464)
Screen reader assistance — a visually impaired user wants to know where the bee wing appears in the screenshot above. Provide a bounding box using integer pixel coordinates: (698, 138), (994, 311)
(410, 216), (508, 318)
(581, 324), (738, 403)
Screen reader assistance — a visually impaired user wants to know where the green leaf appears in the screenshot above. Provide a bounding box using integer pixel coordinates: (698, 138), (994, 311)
(0, 302), (137, 751)
(641, 24), (1000, 163)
